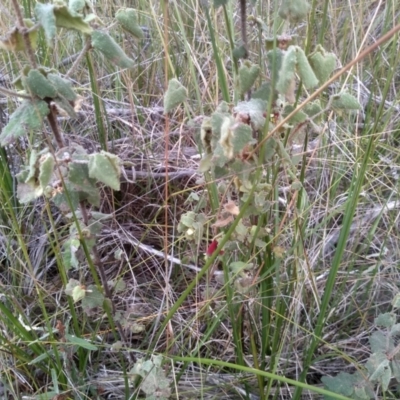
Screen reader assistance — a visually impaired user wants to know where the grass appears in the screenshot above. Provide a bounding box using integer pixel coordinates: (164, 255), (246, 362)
(0, 0), (400, 399)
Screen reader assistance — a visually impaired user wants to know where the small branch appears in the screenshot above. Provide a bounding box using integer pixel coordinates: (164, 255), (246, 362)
(66, 37), (92, 78)
(0, 86), (31, 99)
(10, 0), (37, 68)
(46, 107), (65, 148)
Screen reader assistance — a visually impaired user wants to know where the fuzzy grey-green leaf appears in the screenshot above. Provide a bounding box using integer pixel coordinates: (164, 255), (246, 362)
(35, 3), (56, 43)
(39, 154), (55, 189)
(115, 8), (144, 39)
(164, 78), (188, 113)
(0, 100), (49, 146)
(295, 47), (319, 89)
(331, 92), (362, 110)
(239, 62), (260, 95)
(308, 45), (336, 83)
(24, 69), (57, 99)
(68, 0), (86, 16)
(91, 30), (134, 69)
(88, 151), (121, 191)
(54, 4), (93, 34)
(47, 73), (77, 101)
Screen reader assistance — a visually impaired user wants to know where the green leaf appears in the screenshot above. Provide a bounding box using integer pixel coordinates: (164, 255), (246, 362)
(129, 356), (171, 399)
(276, 46), (297, 100)
(62, 238), (81, 270)
(35, 3), (57, 43)
(24, 69), (57, 99)
(179, 211), (196, 229)
(115, 8), (144, 39)
(283, 105), (307, 124)
(267, 48), (284, 79)
(295, 46), (319, 89)
(0, 100), (49, 146)
(164, 78), (188, 113)
(199, 153), (213, 173)
(91, 30), (134, 69)
(82, 285), (105, 312)
(231, 123), (254, 154)
(392, 294), (400, 308)
(39, 153), (55, 189)
(308, 45), (337, 83)
(279, 0), (311, 23)
(238, 61), (260, 94)
(72, 285), (86, 302)
(366, 352), (390, 385)
(68, 161), (100, 206)
(54, 4), (93, 34)
(331, 92), (362, 110)
(68, 0), (86, 16)
(321, 371), (358, 396)
(47, 73), (77, 101)
(88, 151), (121, 190)
(53, 181), (80, 212)
(234, 98), (267, 131)
(252, 82), (272, 101)
(0, 19), (38, 52)
(65, 333), (98, 351)
(369, 331), (392, 354)
(375, 312), (396, 328)
(233, 44), (248, 60)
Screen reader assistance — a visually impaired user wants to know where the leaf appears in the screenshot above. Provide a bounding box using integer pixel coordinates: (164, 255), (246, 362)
(321, 371), (359, 396)
(0, 19), (38, 52)
(39, 153), (55, 189)
(65, 333), (98, 351)
(54, 4), (93, 34)
(179, 211), (196, 228)
(129, 356), (171, 399)
(68, 0), (86, 16)
(239, 61), (260, 94)
(375, 312), (396, 328)
(230, 261), (251, 274)
(199, 153), (213, 173)
(252, 82), (272, 102)
(62, 238), (81, 270)
(82, 285), (105, 312)
(91, 30), (134, 69)
(88, 151), (121, 190)
(72, 285), (86, 302)
(164, 78), (188, 113)
(24, 69), (57, 99)
(331, 92), (362, 110)
(0, 100), (49, 146)
(224, 200), (240, 216)
(47, 73), (77, 101)
(115, 8), (144, 39)
(366, 352), (390, 385)
(279, 0), (311, 23)
(369, 331), (393, 354)
(276, 46), (297, 98)
(392, 294), (400, 308)
(295, 46), (319, 89)
(35, 3), (57, 43)
(68, 161), (100, 206)
(52, 181), (80, 212)
(231, 123), (254, 155)
(234, 98), (267, 131)
(308, 45), (337, 83)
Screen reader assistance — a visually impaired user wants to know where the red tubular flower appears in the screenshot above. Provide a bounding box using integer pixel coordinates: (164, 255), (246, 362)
(206, 239), (224, 257)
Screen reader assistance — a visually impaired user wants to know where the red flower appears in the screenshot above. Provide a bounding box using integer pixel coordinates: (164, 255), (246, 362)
(206, 239), (224, 257)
